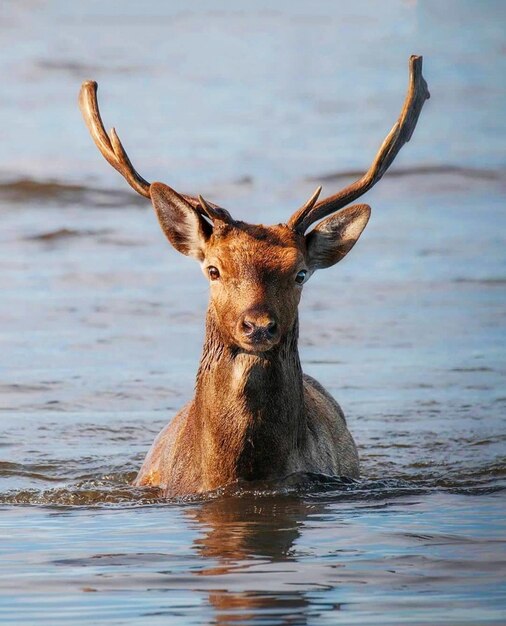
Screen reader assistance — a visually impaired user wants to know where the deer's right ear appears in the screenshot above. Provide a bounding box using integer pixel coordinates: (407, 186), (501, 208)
(150, 182), (211, 260)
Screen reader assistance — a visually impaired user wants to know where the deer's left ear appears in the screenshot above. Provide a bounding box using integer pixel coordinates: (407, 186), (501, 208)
(305, 203), (371, 270)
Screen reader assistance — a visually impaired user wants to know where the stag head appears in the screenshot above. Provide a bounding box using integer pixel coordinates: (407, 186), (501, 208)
(148, 184), (371, 352)
(79, 56), (429, 353)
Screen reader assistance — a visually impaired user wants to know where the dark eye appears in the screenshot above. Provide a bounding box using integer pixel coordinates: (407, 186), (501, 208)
(295, 270), (307, 284)
(208, 266), (220, 281)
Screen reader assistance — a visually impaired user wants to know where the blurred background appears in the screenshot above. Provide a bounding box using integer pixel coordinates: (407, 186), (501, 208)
(1, 0), (504, 411)
(0, 2), (505, 625)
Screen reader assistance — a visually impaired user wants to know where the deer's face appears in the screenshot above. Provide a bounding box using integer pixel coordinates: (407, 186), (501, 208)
(202, 223), (305, 352)
(150, 183), (371, 354)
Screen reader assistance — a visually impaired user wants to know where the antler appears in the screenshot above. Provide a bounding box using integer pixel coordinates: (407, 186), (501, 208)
(79, 81), (152, 198)
(288, 55), (430, 233)
(79, 81), (227, 221)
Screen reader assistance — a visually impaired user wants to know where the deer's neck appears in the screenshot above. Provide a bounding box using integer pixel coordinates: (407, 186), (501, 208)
(193, 308), (305, 487)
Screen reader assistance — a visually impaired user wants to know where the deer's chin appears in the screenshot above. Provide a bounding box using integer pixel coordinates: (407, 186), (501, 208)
(236, 336), (280, 355)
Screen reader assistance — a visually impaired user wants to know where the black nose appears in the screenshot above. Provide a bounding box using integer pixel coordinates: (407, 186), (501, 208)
(241, 314), (278, 341)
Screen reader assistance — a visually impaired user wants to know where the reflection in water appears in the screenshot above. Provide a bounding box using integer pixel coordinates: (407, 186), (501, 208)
(204, 590), (310, 626)
(188, 495), (318, 625)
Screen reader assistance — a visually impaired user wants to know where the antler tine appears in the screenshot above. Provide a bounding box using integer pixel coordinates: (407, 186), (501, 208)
(198, 195), (233, 223)
(288, 55), (430, 233)
(297, 185), (322, 215)
(79, 81), (151, 198)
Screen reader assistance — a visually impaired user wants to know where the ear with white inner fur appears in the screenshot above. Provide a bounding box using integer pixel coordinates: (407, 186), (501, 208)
(150, 182), (212, 260)
(305, 203), (371, 270)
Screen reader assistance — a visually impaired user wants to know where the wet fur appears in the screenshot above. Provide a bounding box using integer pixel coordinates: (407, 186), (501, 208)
(134, 202), (368, 497)
(135, 309), (359, 497)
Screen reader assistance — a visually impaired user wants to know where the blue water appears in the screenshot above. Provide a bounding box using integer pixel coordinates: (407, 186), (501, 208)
(0, 1), (505, 624)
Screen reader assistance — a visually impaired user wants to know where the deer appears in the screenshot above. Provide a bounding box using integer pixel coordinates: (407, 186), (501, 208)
(79, 55), (429, 497)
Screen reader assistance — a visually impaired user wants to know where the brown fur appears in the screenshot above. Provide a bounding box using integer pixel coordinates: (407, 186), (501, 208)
(135, 211), (366, 497)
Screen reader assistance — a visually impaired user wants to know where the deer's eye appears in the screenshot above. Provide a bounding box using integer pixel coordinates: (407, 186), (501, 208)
(208, 266), (220, 281)
(295, 270), (308, 284)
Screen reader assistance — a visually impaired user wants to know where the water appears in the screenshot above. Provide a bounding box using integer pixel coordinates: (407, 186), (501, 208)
(1, 1), (505, 624)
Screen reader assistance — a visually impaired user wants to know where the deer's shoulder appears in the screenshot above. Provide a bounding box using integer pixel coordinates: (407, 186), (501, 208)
(134, 402), (193, 489)
(301, 373), (359, 477)
(302, 373), (346, 423)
